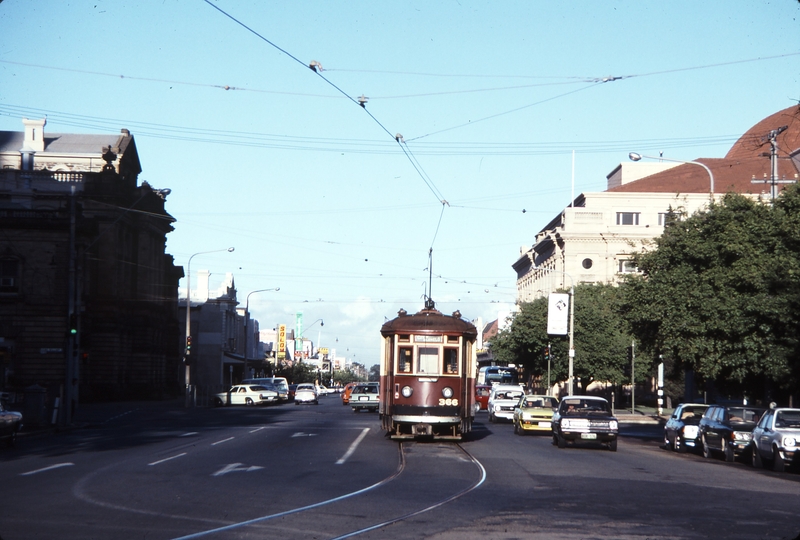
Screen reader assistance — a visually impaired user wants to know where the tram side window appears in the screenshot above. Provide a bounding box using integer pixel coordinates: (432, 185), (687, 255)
(443, 348), (458, 374)
(398, 347), (413, 373)
(418, 347), (439, 374)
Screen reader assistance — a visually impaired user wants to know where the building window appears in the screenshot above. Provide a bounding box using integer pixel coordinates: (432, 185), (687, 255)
(658, 210), (680, 227)
(0, 259), (20, 293)
(582, 258), (593, 269)
(616, 212), (640, 226)
(618, 260), (638, 274)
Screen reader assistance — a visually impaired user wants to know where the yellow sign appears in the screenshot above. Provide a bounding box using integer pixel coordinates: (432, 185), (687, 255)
(319, 347), (329, 354)
(278, 324), (286, 353)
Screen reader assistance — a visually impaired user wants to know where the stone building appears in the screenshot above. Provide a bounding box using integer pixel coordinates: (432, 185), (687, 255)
(0, 118), (182, 413)
(515, 105), (800, 301)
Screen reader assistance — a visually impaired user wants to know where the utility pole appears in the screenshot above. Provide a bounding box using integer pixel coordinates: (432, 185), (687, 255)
(630, 340), (635, 415)
(751, 126), (796, 202)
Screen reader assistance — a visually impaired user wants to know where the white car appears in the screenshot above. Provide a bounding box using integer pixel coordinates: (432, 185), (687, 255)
(213, 385), (278, 406)
(294, 383), (319, 405)
(315, 385), (333, 396)
(487, 384), (525, 423)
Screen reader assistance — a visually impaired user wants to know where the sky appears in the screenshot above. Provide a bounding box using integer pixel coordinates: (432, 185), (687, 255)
(1, 1), (799, 368)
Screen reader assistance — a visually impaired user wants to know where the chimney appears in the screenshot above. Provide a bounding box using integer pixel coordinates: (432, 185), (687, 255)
(20, 118), (46, 170)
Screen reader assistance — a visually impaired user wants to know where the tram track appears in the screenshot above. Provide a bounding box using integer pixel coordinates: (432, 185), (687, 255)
(172, 441), (486, 540)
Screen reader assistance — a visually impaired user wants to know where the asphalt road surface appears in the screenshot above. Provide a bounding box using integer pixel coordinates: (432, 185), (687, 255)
(1, 396), (798, 539)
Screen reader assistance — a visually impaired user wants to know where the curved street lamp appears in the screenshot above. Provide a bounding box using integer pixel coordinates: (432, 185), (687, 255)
(628, 152), (714, 194)
(243, 287), (280, 378)
(184, 247), (234, 406)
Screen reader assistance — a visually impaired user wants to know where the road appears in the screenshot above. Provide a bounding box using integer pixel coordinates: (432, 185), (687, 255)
(1, 396), (798, 539)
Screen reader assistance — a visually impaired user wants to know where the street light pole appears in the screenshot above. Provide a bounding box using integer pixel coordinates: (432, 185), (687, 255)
(243, 287), (280, 380)
(628, 152), (714, 194)
(184, 247), (234, 407)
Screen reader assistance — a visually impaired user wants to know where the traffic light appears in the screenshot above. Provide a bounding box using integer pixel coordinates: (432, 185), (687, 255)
(69, 313), (78, 335)
(544, 345), (550, 359)
(186, 335), (193, 356)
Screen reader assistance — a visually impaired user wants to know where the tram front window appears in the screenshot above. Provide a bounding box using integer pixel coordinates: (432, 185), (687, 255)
(443, 348), (458, 374)
(398, 347), (413, 373)
(418, 347), (439, 374)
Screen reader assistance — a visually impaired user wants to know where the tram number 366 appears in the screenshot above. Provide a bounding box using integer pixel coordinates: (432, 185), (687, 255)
(438, 398), (459, 406)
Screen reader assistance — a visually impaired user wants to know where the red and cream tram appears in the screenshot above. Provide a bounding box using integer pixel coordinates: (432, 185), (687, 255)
(379, 300), (478, 440)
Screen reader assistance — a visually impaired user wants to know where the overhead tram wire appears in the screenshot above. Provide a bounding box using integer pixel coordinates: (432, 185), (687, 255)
(201, 0), (447, 209)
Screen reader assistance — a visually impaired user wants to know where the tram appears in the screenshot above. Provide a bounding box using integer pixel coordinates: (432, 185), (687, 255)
(379, 299), (478, 440)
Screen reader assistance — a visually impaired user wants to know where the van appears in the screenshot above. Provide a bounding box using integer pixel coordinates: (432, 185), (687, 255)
(242, 377), (289, 401)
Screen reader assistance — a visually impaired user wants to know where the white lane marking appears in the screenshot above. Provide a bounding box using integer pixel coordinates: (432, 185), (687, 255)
(211, 437), (235, 446)
(148, 453), (187, 466)
(249, 427), (267, 434)
(291, 432), (318, 438)
(336, 428), (370, 465)
(180, 432), (199, 437)
(171, 442), (406, 540)
(20, 462), (74, 476)
(212, 463), (265, 476)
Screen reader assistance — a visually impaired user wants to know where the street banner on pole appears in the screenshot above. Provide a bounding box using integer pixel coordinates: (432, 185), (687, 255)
(547, 293), (570, 335)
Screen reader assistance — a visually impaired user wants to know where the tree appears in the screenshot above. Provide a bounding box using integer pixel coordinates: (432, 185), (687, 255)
(491, 284), (636, 392)
(368, 364), (380, 382)
(619, 187), (800, 401)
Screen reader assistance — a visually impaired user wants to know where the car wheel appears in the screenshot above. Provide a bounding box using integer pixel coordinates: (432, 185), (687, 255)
(772, 446), (785, 473)
(752, 445), (763, 468)
(513, 422), (519, 435)
(722, 438), (735, 462)
(609, 438), (617, 452)
(557, 433), (567, 449)
(702, 435), (712, 459)
(245, 397), (254, 406)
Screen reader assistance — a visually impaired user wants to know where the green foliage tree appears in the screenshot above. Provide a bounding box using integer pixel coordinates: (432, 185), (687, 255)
(619, 187), (800, 399)
(368, 364), (380, 382)
(491, 283), (637, 392)
(275, 362), (318, 384)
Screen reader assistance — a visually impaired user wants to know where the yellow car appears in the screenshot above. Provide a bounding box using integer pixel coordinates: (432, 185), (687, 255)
(513, 394), (558, 435)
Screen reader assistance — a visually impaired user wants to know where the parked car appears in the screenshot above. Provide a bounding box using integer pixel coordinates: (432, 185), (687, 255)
(663, 403), (709, 453)
(751, 407), (800, 472)
(475, 385), (491, 411)
(213, 385), (279, 406)
(294, 383), (319, 405)
(513, 394), (558, 435)
(551, 395), (619, 451)
(350, 383), (379, 412)
(699, 404), (765, 462)
(341, 382), (358, 405)
(487, 384), (525, 423)
(0, 401), (23, 446)
(315, 385), (333, 396)
(242, 377), (290, 401)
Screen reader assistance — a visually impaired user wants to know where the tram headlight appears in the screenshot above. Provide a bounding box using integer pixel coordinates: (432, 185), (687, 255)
(401, 386), (413, 398)
(442, 387), (454, 399)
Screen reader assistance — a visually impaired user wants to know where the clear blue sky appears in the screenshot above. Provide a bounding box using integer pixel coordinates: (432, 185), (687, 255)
(1, 0), (798, 367)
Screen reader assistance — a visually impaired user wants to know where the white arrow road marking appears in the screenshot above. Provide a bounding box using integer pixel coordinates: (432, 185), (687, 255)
(212, 463), (265, 476)
(291, 432), (318, 438)
(336, 428), (370, 465)
(20, 462), (74, 476)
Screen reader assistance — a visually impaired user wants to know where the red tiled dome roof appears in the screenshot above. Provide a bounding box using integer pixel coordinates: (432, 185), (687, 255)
(726, 105), (800, 160)
(610, 104), (800, 195)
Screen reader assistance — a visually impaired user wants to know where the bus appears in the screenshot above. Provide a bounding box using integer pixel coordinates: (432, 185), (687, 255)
(477, 366), (519, 386)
